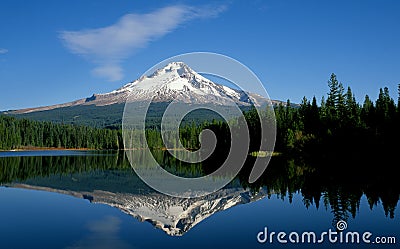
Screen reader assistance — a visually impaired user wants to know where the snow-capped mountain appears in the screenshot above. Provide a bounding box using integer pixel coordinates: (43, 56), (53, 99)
(9, 183), (268, 236)
(115, 61), (268, 106)
(9, 62), (273, 114)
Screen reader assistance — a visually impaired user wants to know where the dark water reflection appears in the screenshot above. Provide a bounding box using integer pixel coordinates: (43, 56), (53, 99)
(0, 150), (399, 248)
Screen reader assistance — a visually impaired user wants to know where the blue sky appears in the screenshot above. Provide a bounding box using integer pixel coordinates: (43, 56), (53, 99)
(0, 0), (399, 110)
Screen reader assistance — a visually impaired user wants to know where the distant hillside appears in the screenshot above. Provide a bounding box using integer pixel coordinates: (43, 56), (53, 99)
(4, 104), (125, 128)
(3, 102), (255, 129)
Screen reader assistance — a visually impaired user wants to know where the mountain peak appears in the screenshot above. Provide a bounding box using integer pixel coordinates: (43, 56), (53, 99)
(120, 61), (253, 105)
(149, 61), (196, 79)
(161, 61), (191, 71)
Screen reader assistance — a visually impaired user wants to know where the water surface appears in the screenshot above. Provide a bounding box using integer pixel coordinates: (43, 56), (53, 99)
(0, 151), (398, 248)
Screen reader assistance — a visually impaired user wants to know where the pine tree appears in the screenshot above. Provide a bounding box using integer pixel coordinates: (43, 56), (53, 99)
(326, 73), (345, 121)
(308, 96), (320, 134)
(397, 84), (400, 130)
(376, 87), (396, 121)
(320, 96), (327, 120)
(361, 95), (375, 129)
(300, 96), (310, 118)
(311, 96), (318, 116)
(299, 96), (310, 132)
(362, 95), (374, 112)
(345, 86), (358, 126)
(337, 83), (346, 120)
(397, 83), (400, 113)
(326, 73), (339, 109)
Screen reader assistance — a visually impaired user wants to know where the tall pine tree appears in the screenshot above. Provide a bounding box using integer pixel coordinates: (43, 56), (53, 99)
(345, 86), (358, 126)
(326, 73), (345, 123)
(398, 83), (400, 113)
(361, 95), (374, 129)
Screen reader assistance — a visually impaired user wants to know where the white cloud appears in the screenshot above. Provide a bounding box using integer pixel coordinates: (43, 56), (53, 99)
(0, 48), (8, 54)
(59, 5), (226, 82)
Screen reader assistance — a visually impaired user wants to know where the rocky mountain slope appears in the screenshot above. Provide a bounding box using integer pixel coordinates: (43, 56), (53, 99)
(7, 62), (278, 115)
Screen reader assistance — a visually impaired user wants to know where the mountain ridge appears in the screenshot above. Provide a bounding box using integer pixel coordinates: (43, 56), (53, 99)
(2, 62), (290, 127)
(6, 62), (281, 114)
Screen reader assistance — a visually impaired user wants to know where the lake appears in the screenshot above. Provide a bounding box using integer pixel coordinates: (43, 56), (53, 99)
(0, 150), (398, 249)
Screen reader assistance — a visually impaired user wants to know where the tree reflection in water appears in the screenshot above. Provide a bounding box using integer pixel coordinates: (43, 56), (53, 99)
(0, 150), (398, 230)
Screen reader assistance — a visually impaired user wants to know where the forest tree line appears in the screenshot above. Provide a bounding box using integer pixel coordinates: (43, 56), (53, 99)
(274, 73), (400, 156)
(0, 116), (122, 150)
(1, 73), (399, 154)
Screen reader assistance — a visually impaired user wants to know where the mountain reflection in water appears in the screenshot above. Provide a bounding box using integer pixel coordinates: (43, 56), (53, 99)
(0, 150), (399, 236)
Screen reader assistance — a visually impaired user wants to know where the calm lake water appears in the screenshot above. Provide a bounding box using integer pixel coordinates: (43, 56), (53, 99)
(0, 150), (399, 249)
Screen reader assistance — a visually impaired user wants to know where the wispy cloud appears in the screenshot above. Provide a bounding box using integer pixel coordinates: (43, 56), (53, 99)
(0, 48), (8, 54)
(59, 5), (226, 81)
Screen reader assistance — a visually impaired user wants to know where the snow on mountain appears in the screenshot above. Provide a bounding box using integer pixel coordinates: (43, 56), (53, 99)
(9, 183), (268, 236)
(94, 61), (267, 106)
(9, 62), (273, 114)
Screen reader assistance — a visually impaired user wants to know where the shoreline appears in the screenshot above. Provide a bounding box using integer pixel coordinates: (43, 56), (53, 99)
(0, 147), (284, 157)
(0, 147), (99, 152)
